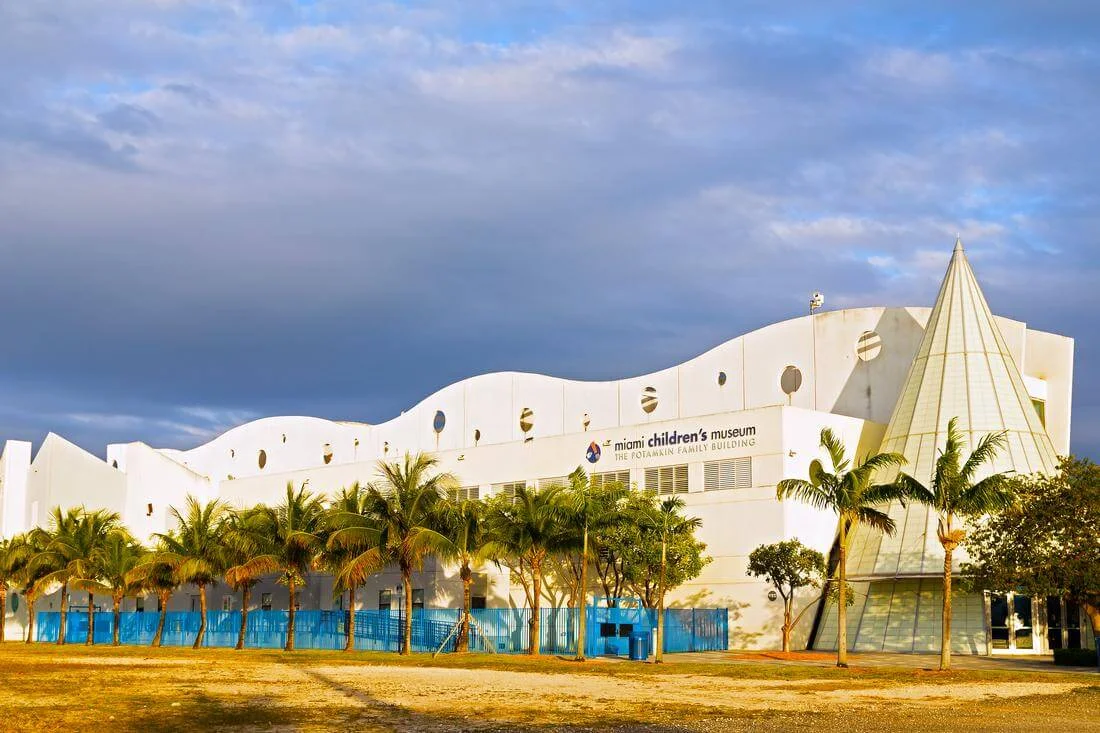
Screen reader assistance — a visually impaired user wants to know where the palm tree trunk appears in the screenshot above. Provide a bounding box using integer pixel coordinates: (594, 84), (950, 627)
(344, 585), (355, 652)
(575, 523), (589, 661)
(286, 579), (296, 652)
(152, 591), (168, 647)
(655, 538), (666, 663)
(236, 586), (250, 650)
(940, 543), (953, 671)
(86, 591), (95, 645)
(25, 592), (36, 643)
(112, 594), (122, 646)
(0, 586), (6, 643)
(529, 555), (543, 656)
(457, 563), (471, 653)
(402, 566), (413, 655)
(836, 525), (849, 668)
(57, 582), (68, 645)
(193, 584), (207, 649)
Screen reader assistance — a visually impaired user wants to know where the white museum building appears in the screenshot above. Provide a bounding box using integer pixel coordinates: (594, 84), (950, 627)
(0, 240), (1091, 654)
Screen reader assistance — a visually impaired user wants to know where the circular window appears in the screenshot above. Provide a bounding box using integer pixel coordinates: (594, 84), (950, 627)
(383, 441), (389, 455)
(282, 433), (287, 443)
(519, 407), (534, 433)
(780, 366), (803, 396)
(433, 410), (446, 434)
(856, 330), (883, 362)
(322, 443), (333, 465)
(641, 386), (658, 414)
(582, 412), (591, 431)
(258, 450), (267, 470)
(473, 428), (481, 444)
(717, 371), (727, 387)
(230, 449), (235, 458)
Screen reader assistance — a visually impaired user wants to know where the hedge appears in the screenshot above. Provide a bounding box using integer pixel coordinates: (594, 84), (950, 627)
(1052, 647), (1098, 667)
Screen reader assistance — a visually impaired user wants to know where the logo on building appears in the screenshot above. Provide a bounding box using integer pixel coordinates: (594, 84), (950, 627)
(585, 441), (601, 464)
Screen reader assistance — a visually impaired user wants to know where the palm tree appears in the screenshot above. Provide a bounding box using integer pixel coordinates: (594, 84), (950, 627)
(10, 532), (49, 643)
(225, 484), (327, 651)
(32, 507), (123, 645)
(130, 555), (178, 647)
(146, 497), (232, 649)
(321, 483), (373, 652)
(560, 468), (628, 661)
(0, 537), (18, 643)
(434, 496), (491, 653)
(91, 531), (145, 646)
(221, 506), (269, 650)
(330, 453), (454, 655)
(485, 483), (569, 656)
(896, 418), (1013, 670)
(776, 428), (910, 667)
(640, 496), (701, 664)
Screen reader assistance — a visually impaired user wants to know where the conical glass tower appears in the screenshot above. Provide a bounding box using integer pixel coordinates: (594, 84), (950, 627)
(815, 239), (1059, 653)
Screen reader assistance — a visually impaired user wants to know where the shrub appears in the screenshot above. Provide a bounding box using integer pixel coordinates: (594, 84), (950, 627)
(1052, 647), (1097, 667)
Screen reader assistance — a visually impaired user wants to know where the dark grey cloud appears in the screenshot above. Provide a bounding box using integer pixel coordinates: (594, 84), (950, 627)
(0, 1), (1097, 458)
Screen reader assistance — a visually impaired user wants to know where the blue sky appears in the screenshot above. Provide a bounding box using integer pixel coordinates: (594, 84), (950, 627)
(1, 1), (1098, 457)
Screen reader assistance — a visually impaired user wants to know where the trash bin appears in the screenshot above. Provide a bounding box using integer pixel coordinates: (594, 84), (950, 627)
(629, 632), (650, 661)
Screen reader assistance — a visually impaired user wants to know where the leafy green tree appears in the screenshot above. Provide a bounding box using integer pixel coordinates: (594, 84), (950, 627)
(32, 507), (124, 645)
(225, 484), (327, 651)
(485, 483), (569, 656)
(434, 496), (491, 653)
(963, 457), (1100, 668)
(776, 428), (909, 667)
(897, 417), (1013, 670)
(746, 540), (826, 652)
(560, 468), (628, 661)
(91, 531), (145, 646)
(330, 453), (453, 655)
(0, 537), (19, 643)
(321, 483), (374, 652)
(130, 555), (178, 648)
(142, 497), (232, 649)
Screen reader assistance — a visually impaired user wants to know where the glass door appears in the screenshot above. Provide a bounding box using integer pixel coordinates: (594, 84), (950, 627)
(987, 592), (1040, 654)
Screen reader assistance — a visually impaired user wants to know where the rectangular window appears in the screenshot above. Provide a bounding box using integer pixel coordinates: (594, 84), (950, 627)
(261, 593), (273, 612)
(493, 481), (526, 501)
(412, 588), (425, 610)
(222, 595), (233, 612)
(645, 464), (689, 495)
(471, 573), (488, 609)
(703, 457), (752, 492)
(378, 589), (392, 611)
(591, 470), (631, 490)
(190, 595), (199, 612)
(448, 485), (480, 501)
(1031, 398), (1046, 428)
(135, 596), (145, 613)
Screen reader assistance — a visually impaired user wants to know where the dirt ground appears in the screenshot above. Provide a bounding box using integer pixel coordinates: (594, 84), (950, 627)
(0, 643), (1097, 732)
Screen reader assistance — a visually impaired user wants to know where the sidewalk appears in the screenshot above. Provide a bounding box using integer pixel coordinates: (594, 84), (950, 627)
(665, 649), (1100, 674)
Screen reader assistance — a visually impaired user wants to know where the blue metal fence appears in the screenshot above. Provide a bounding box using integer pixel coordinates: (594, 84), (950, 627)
(35, 607), (727, 655)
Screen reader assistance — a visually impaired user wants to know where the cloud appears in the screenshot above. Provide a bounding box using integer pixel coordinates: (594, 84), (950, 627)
(0, 0), (1098, 459)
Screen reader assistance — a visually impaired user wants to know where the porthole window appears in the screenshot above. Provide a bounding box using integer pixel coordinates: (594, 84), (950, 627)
(856, 330), (883, 362)
(717, 371), (727, 387)
(322, 443), (333, 465)
(433, 410), (446, 433)
(282, 433), (287, 443)
(383, 441), (389, 455)
(582, 413), (591, 431)
(473, 429), (481, 445)
(641, 386), (658, 414)
(780, 366), (803, 396)
(258, 450), (267, 470)
(519, 407), (534, 434)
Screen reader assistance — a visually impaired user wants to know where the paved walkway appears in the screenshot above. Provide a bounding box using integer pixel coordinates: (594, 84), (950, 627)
(663, 649), (1100, 674)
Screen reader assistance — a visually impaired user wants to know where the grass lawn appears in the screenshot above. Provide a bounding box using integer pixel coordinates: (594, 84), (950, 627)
(1, 641), (1097, 731)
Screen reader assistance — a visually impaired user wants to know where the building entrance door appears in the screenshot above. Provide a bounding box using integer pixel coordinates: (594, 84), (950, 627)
(988, 592), (1040, 654)
(1046, 596), (1085, 650)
